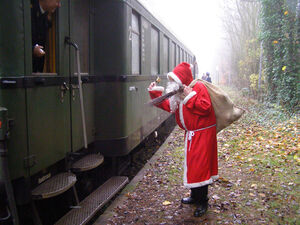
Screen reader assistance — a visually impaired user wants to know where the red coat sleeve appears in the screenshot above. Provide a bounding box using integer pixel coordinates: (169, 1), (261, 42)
(148, 86), (171, 112)
(183, 82), (212, 116)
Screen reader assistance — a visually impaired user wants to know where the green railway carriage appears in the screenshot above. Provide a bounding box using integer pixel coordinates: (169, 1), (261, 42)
(0, 0), (197, 224)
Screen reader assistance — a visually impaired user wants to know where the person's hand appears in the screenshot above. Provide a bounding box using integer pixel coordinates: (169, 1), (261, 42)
(33, 45), (45, 57)
(183, 85), (193, 97)
(148, 82), (156, 90)
(47, 13), (52, 21)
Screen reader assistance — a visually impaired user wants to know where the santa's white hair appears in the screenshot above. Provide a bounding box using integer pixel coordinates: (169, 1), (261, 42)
(166, 81), (181, 113)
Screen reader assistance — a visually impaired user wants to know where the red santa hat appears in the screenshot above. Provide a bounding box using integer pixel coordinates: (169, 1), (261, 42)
(167, 62), (193, 86)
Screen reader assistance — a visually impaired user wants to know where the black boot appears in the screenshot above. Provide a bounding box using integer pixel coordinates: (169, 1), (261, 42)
(181, 189), (196, 204)
(181, 197), (195, 204)
(192, 185), (209, 217)
(194, 201), (208, 217)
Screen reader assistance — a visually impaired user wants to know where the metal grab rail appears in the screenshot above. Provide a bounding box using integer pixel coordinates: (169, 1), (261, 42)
(0, 206), (11, 221)
(65, 37), (88, 149)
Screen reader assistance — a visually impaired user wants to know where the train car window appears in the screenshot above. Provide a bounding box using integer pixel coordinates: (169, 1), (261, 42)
(71, 0), (90, 74)
(181, 49), (184, 63)
(170, 41), (176, 70)
(176, 45), (179, 65)
(179, 48), (182, 63)
(31, 0), (58, 74)
(163, 36), (169, 74)
(131, 12), (140, 75)
(151, 26), (159, 75)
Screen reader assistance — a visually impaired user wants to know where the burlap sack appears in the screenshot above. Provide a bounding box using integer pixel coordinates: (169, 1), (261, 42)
(189, 79), (245, 133)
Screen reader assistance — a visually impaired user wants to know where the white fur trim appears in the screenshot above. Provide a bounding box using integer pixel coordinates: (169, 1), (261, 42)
(167, 72), (182, 85)
(184, 177), (215, 188)
(148, 86), (164, 92)
(184, 132), (188, 185)
(179, 103), (187, 130)
(183, 91), (196, 104)
(190, 64), (194, 69)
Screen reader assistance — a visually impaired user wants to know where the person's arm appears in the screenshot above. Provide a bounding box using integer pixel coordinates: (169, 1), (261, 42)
(148, 82), (171, 112)
(183, 82), (212, 116)
(31, 6), (45, 57)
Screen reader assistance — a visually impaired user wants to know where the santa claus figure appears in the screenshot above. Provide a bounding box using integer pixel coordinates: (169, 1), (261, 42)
(148, 62), (218, 217)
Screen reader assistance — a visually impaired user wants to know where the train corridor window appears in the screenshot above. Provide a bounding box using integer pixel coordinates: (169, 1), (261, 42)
(163, 36), (169, 74)
(71, 0), (90, 74)
(31, 0), (60, 74)
(170, 41), (175, 70)
(131, 12), (140, 75)
(151, 26), (159, 75)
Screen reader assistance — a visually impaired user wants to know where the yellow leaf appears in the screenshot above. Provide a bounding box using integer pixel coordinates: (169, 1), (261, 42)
(282, 66), (287, 71)
(251, 184), (258, 189)
(294, 155), (300, 162)
(273, 40), (278, 44)
(258, 136), (264, 141)
(259, 193), (266, 198)
(284, 11), (288, 15)
(162, 201), (171, 206)
(249, 168), (255, 172)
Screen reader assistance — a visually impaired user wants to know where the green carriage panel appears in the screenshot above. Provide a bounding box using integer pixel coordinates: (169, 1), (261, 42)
(1, 89), (28, 180)
(26, 86), (71, 175)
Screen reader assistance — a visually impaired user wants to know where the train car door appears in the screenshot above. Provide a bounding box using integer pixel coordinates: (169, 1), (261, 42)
(69, 0), (95, 152)
(27, 2), (71, 177)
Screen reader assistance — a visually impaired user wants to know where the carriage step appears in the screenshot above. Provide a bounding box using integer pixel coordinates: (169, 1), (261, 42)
(32, 172), (76, 200)
(54, 176), (129, 225)
(72, 154), (104, 172)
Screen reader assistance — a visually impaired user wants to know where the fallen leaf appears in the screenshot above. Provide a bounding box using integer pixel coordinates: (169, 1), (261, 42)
(251, 184), (258, 189)
(162, 201), (171, 206)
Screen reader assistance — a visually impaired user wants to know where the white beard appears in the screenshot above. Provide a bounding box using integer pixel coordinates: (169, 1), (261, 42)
(166, 81), (181, 113)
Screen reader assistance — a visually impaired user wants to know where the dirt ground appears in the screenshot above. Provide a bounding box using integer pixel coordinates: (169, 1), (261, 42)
(96, 90), (299, 225)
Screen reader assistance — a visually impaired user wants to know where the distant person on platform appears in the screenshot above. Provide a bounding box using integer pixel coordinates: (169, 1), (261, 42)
(206, 72), (212, 83)
(31, 0), (61, 72)
(201, 73), (207, 80)
(148, 63), (218, 217)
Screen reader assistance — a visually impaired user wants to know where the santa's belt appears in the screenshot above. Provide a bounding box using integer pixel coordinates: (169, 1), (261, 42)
(186, 124), (216, 141)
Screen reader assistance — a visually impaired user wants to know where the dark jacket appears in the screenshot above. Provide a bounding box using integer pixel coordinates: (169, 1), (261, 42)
(31, 0), (51, 72)
(206, 76), (212, 83)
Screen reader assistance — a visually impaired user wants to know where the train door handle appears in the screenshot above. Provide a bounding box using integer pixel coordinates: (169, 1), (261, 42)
(60, 82), (69, 103)
(129, 86), (138, 92)
(129, 26), (132, 41)
(71, 84), (79, 101)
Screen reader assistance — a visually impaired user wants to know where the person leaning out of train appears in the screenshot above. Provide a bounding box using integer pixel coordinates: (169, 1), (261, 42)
(31, 0), (61, 72)
(148, 62), (218, 217)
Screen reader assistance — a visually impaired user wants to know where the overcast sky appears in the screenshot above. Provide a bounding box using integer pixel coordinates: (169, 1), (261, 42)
(138, 0), (223, 74)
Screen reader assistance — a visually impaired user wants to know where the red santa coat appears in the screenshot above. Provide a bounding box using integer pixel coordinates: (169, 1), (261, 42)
(149, 82), (218, 188)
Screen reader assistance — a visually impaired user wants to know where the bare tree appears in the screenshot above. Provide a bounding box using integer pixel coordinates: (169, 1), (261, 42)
(220, 0), (260, 89)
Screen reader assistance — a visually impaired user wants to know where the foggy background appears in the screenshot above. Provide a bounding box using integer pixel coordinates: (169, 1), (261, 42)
(138, 0), (224, 80)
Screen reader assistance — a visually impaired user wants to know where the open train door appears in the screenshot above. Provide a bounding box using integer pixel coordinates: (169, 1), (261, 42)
(26, 1), (71, 181)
